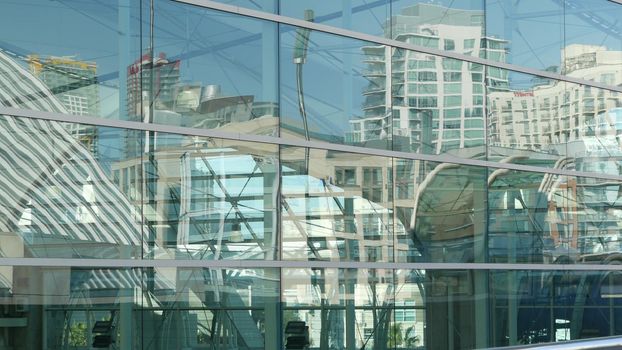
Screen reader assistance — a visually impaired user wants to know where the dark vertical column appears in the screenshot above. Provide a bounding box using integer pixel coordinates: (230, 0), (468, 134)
(345, 269), (355, 350)
(473, 167), (490, 348)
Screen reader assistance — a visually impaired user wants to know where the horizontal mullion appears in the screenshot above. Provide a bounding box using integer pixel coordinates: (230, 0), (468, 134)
(281, 306), (424, 311)
(0, 257), (622, 272)
(1, 107), (621, 183)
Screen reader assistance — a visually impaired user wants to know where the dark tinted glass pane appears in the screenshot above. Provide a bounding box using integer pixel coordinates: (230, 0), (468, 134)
(492, 270), (622, 346)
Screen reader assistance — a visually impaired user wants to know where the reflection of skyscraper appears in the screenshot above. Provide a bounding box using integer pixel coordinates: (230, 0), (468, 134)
(28, 55), (100, 154)
(352, 3), (509, 156)
(28, 55), (99, 116)
(126, 51), (181, 119)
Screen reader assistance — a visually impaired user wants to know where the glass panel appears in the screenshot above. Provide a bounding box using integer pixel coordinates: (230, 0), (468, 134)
(392, 50), (486, 157)
(394, 160), (486, 263)
(0, 0), (141, 120)
(391, 0), (485, 54)
(567, 83), (622, 175)
(0, 266), (142, 348)
(281, 268), (492, 350)
(487, 68), (569, 166)
(280, 1), (390, 38)
(0, 265), (279, 349)
(142, 267), (280, 349)
(486, 0), (563, 71)
(152, 1), (278, 135)
(492, 270), (622, 346)
(0, 116), (143, 259)
(393, 269), (426, 348)
(280, 26), (391, 150)
(281, 147), (393, 262)
(563, 0), (622, 78)
(8, 265), (622, 349)
(425, 269), (488, 349)
(490, 171), (622, 266)
(574, 175), (622, 265)
(282, 268), (395, 349)
(487, 169), (565, 264)
(145, 133), (278, 260)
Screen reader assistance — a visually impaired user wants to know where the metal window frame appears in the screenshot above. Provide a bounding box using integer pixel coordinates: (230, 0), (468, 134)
(0, 107), (620, 271)
(2, 257), (622, 271)
(2, 0), (622, 272)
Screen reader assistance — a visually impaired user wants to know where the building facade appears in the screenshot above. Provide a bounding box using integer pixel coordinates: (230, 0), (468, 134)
(28, 55), (100, 155)
(0, 0), (621, 349)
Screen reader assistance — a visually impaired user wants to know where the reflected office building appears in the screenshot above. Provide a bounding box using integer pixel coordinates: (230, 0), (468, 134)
(350, 3), (508, 158)
(1, 0), (622, 349)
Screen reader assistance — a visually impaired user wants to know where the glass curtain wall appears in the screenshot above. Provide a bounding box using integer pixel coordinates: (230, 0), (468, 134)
(0, 0), (621, 349)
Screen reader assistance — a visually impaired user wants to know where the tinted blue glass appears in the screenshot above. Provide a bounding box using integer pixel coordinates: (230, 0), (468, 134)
(563, 0), (622, 78)
(282, 268), (397, 348)
(571, 175), (622, 265)
(280, 26), (391, 150)
(486, 68), (569, 166)
(486, 0), (563, 71)
(0, 265), (279, 349)
(141, 267), (280, 348)
(487, 169), (565, 264)
(391, 0), (485, 52)
(488, 170), (622, 266)
(0, 0), (142, 120)
(151, 1), (278, 135)
(281, 0), (391, 37)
